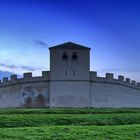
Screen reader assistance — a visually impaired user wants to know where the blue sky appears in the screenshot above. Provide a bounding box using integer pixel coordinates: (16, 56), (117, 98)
(0, 0), (140, 81)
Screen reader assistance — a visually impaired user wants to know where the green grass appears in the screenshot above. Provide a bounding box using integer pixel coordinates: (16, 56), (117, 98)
(0, 108), (140, 139)
(0, 108), (140, 114)
(0, 113), (140, 127)
(0, 125), (140, 140)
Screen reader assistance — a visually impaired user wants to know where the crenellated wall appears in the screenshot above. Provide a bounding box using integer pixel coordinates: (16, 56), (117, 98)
(0, 70), (140, 108)
(90, 71), (140, 90)
(90, 71), (140, 108)
(0, 71), (50, 108)
(0, 71), (50, 87)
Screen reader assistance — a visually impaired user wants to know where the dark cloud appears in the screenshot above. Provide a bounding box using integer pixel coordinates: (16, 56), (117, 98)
(0, 63), (42, 71)
(0, 63), (19, 69)
(34, 40), (48, 47)
(21, 66), (37, 71)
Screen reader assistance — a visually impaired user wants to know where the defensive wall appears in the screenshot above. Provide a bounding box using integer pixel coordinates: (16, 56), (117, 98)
(2, 71), (139, 90)
(0, 71), (50, 108)
(90, 71), (140, 90)
(90, 71), (140, 108)
(0, 71), (140, 108)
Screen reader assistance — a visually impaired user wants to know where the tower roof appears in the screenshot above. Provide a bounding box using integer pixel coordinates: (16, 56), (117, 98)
(49, 42), (91, 50)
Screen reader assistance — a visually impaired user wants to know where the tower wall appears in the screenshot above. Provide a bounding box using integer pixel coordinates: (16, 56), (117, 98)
(50, 49), (90, 80)
(49, 44), (90, 107)
(50, 81), (90, 108)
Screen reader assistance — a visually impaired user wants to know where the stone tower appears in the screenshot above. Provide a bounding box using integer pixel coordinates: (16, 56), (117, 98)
(49, 42), (90, 80)
(49, 42), (91, 107)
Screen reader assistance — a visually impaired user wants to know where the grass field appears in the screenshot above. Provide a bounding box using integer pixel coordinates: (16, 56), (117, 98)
(0, 108), (140, 139)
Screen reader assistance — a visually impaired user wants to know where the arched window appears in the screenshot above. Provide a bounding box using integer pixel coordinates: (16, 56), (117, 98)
(62, 52), (68, 60)
(72, 52), (77, 60)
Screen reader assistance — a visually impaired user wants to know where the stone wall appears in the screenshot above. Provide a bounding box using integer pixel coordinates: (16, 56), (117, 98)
(50, 49), (90, 81)
(50, 81), (90, 108)
(90, 71), (140, 108)
(0, 71), (50, 108)
(90, 71), (140, 90)
(0, 70), (140, 108)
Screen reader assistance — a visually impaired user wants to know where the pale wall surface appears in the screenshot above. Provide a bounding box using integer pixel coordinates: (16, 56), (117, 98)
(0, 80), (140, 108)
(50, 81), (90, 107)
(91, 82), (140, 108)
(0, 82), (50, 108)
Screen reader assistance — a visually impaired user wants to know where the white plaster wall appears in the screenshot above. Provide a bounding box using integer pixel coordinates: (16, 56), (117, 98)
(50, 81), (90, 107)
(0, 82), (50, 108)
(91, 82), (140, 108)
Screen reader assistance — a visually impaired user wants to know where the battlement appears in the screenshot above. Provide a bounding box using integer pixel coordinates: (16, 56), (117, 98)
(90, 71), (140, 90)
(0, 70), (140, 90)
(0, 71), (50, 87)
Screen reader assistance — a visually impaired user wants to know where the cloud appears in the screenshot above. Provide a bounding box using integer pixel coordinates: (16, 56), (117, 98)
(21, 66), (36, 71)
(0, 63), (46, 77)
(34, 40), (48, 47)
(0, 63), (39, 71)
